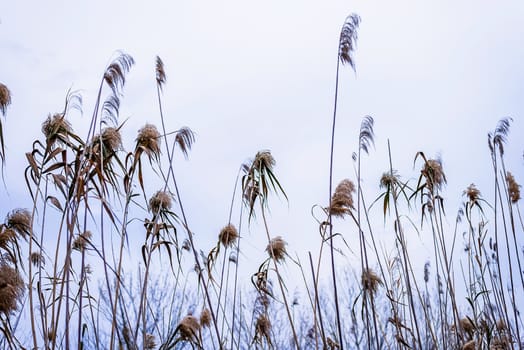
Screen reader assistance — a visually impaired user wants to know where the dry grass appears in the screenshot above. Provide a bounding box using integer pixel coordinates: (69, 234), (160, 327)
(0, 18), (522, 350)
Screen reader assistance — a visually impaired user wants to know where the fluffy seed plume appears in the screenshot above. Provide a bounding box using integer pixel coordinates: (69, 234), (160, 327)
(156, 56), (166, 89)
(329, 179), (355, 218)
(0, 83), (12, 116)
(42, 113), (72, 143)
(254, 314), (272, 345)
(149, 190), (173, 213)
(7, 208), (32, 239)
(421, 159), (446, 192)
(30, 252), (45, 267)
(266, 236), (287, 262)
(338, 14), (361, 69)
(361, 268), (382, 294)
(0, 260), (25, 314)
(136, 123), (161, 158)
(219, 224), (238, 247)
(177, 315), (200, 341)
(200, 308), (211, 328)
(252, 150), (275, 171)
(102, 127), (122, 153)
(506, 172), (521, 203)
(460, 317), (475, 337)
(73, 231), (92, 252)
(144, 333), (156, 350)
(464, 184), (481, 203)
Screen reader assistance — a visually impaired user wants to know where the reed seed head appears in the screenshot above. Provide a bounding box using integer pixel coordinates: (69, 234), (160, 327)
(178, 315), (200, 340)
(73, 231), (92, 252)
(42, 113), (72, 142)
(361, 268), (382, 294)
(219, 224), (238, 247)
(380, 171), (399, 189)
(156, 56), (166, 88)
(144, 333), (156, 350)
(102, 127), (122, 152)
(255, 314), (271, 345)
(329, 179), (355, 218)
(7, 208), (32, 238)
(0, 260), (24, 314)
(0, 83), (12, 116)
(327, 337), (341, 349)
(506, 172), (521, 203)
(460, 317), (475, 336)
(424, 261), (430, 283)
(464, 184), (481, 203)
(266, 236), (287, 262)
(421, 159), (446, 192)
(149, 190), (173, 213)
(0, 229), (16, 249)
(136, 123), (161, 157)
(200, 308), (211, 328)
(253, 150), (275, 170)
(30, 252), (45, 267)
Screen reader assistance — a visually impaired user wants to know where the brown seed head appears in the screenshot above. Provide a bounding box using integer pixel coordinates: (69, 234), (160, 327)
(361, 268), (382, 294)
(255, 314), (271, 345)
(219, 224), (238, 247)
(380, 171), (399, 189)
(253, 150), (275, 170)
(30, 252), (45, 267)
(178, 315), (200, 340)
(136, 123), (161, 157)
(144, 333), (156, 350)
(329, 179), (355, 218)
(0, 83), (12, 116)
(149, 190), (173, 213)
(7, 208), (32, 238)
(42, 113), (72, 143)
(73, 231), (92, 252)
(506, 172), (521, 203)
(460, 317), (475, 336)
(0, 229), (16, 249)
(102, 127), (122, 152)
(0, 261), (25, 314)
(266, 236), (287, 262)
(465, 184), (481, 203)
(421, 159), (446, 192)
(200, 308), (211, 328)
(327, 336), (341, 349)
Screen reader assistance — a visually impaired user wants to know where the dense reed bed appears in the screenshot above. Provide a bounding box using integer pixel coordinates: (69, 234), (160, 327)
(0, 14), (522, 350)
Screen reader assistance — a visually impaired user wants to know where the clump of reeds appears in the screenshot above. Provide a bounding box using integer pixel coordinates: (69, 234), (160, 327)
(329, 179), (355, 218)
(219, 224), (238, 247)
(266, 236), (287, 262)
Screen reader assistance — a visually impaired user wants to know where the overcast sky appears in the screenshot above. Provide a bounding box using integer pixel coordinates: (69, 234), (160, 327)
(1, 1), (523, 286)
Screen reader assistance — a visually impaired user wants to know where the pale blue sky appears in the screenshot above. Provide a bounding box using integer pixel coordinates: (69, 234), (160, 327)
(1, 1), (523, 286)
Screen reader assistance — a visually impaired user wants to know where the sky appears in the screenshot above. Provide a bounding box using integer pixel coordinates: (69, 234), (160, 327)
(1, 1), (523, 293)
